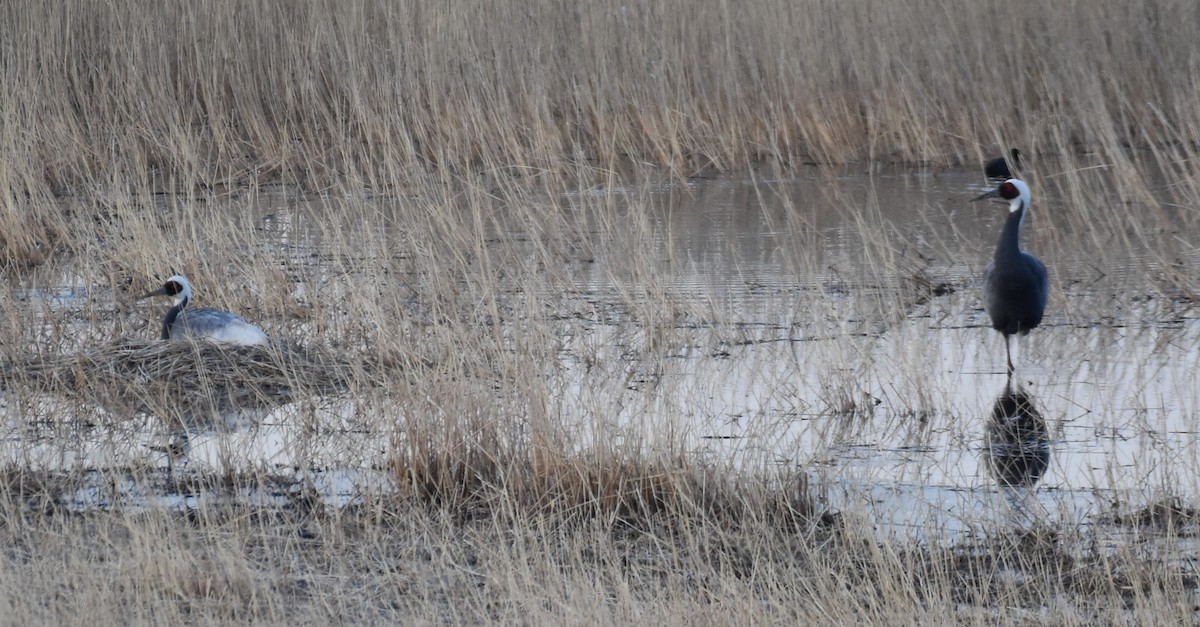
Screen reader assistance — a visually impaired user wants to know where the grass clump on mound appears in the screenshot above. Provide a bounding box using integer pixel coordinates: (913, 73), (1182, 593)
(394, 444), (818, 533)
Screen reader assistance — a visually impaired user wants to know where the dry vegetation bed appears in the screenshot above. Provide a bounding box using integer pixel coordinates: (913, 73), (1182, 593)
(0, 340), (370, 420)
(0, 487), (1195, 623)
(0, 0), (1198, 622)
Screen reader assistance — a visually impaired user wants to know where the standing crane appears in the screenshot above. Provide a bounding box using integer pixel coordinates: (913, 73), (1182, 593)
(973, 179), (1047, 376)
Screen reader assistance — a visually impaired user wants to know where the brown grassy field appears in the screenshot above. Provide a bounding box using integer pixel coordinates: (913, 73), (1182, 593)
(1, 0), (1199, 623)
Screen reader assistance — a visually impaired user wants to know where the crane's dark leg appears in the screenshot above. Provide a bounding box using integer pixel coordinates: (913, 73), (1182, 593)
(1005, 334), (1015, 377)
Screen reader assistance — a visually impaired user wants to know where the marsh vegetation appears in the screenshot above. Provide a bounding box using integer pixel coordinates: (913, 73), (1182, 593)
(1, 0), (1199, 623)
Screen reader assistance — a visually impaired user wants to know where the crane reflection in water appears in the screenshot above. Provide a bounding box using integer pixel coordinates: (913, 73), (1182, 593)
(983, 380), (1052, 525)
(985, 381), (1051, 488)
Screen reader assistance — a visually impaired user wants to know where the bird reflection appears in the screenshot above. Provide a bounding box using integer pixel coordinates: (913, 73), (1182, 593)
(984, 380), (1050, 488)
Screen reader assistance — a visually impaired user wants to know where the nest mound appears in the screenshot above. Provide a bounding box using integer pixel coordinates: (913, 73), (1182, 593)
(1, 339), (385, 421)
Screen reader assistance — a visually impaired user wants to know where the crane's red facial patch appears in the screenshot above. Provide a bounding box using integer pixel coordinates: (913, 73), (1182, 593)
(998, 182), (1020, 200)
(164, 280), (183, 295)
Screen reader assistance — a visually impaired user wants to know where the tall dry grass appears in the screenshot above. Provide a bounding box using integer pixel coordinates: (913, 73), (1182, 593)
(1, 0), (1195, 289)
(2, 0), (1199, 189)
(0, 0), (1198, 623)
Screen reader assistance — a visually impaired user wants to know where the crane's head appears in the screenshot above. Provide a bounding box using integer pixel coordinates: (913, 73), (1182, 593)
(141, 274), (193, 307)
(972, 179), (1031, 214)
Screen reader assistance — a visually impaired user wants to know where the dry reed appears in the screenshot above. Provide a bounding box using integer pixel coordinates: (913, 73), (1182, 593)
(0, 0), (1197, 623)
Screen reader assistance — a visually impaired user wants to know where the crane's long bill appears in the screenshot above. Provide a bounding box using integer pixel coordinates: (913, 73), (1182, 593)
(140, 286), (171, 299)
(972, 189), (1001, 202)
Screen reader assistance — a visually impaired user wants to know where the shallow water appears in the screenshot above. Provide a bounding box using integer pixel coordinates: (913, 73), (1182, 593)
(553, 168), (1200, 541)
(3, 167), (1198, 542)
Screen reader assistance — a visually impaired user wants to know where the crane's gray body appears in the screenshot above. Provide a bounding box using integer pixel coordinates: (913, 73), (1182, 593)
(163, 305), (267, 345)
(983, 207), (1048, 336)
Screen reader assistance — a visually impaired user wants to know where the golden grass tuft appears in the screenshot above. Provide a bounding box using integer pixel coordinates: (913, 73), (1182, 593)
(396, 445), (815, 532)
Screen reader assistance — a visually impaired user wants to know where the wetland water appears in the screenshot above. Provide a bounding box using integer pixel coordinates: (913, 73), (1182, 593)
(4, 168), (1198, 541)
(557, 169), (1199, 540)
